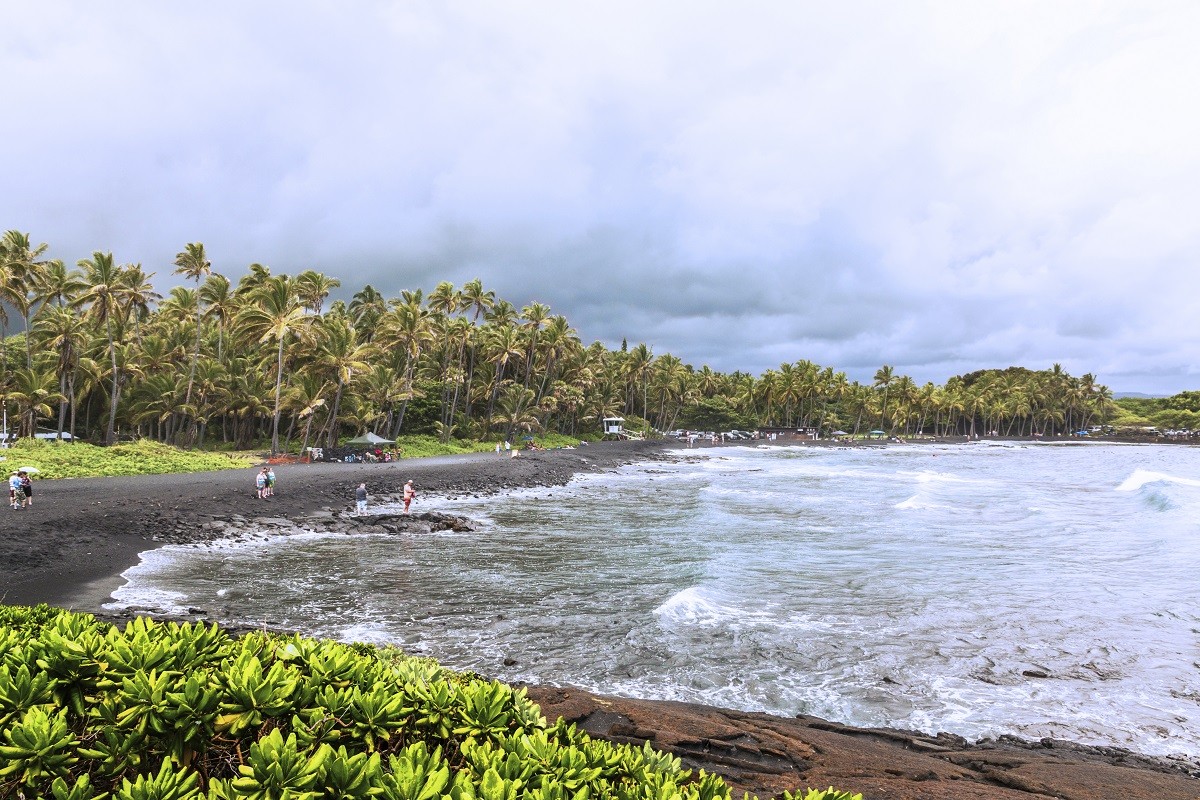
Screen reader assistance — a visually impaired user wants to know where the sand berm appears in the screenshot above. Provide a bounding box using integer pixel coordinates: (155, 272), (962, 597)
(0, 440), (1196, 800)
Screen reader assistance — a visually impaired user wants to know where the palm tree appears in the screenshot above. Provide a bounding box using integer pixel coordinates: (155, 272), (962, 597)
(235, 275), (309, 455)
(873, 365), (896, 433)
(35, 259), (87, 309)
(535, 315), (576, 404)
(625, 344), (654, 419)
(173, 242), (211, 438)
(1, 230), (58, 370)
(377, 300), (432, 437)
(295, 269), (341, 314)
(483, 324), (524, 430)
(189, 357), (230, 446)
(460, 279), (496, 416)
(497, 385), (543, 441)
(282, 372), (329, 455)
(7, 367), (59, 437)
(199, 273), (234, 361)
(120, 264), (161, 342)
(32, 304), (88, 438)
(519, 302), (551, 389)
(310, 313), (370, 448)
(348, 284), (386, 337)
(651, 354), (689, 431)
(77, 252), (128, 444)
(236, 262), (272, 294)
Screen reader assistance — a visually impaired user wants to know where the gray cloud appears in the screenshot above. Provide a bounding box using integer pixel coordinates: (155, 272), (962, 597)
(3, 1), (1199, 394)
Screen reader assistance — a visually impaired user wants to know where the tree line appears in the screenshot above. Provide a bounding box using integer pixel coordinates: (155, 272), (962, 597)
(0, 231), (1117, 452)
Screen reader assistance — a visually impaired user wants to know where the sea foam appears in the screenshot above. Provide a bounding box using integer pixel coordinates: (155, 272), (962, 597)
(1115, 469), (1200, 492)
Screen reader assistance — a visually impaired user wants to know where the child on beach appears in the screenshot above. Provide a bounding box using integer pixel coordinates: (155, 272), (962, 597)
(402, 480), (416, 514)
(8, 471), (21, 510)
(19, 471), (32, 508)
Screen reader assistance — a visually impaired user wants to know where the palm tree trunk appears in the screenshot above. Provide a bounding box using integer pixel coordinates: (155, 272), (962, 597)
(271, 337), (285, 455)
(105, 319), (119, 445)
(325, 378), (346, 448)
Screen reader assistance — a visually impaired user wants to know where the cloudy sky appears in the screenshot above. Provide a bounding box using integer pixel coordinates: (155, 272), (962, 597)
(4, 2), (1199, 393)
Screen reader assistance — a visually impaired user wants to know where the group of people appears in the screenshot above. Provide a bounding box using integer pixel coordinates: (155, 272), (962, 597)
(7, 470), (32, 510)
(252, 463), (418, 516)
(494, 440), (521, 459)
(354, 479), (415, 515)
(254, 466), (277, 499)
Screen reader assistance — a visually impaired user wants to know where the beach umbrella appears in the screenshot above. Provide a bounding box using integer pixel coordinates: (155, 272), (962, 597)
(831, 430), (849, 436)
(869, 430), (885, 435)
(19, 466), (39, 473)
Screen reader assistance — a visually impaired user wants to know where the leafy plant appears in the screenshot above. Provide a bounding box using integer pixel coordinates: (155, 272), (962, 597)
(0, 706), (79, 787)
(0, 605), (863, 800)
(780, 789), (864, 800)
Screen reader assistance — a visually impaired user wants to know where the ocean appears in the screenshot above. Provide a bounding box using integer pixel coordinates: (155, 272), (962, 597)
(108, 441), (1200, 759)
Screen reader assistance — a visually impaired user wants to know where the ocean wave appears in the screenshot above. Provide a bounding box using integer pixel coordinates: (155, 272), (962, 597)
(895, 495), (949, 511)
(1114, 469), (1200, 492)
(1114, 469), (1200, 512)
(654, 585), (775, 627)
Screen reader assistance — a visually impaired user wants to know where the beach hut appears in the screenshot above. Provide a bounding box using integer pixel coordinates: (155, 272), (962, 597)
(602, 417), (625, 436)
(345, 432), (396, 446)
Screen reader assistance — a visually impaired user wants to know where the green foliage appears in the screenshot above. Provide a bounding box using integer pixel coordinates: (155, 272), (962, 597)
(1149, 409), (1200, 430)
(675, 397), (756, 432)
(1113, 390), (1200, 432)
(0, 605), (862, 800)
(0, 439), (256, 480)
(523, 434), (585, 449)
(780, 789), (863, 800)
(0, 706), (79, 786)
(397, 382), (445, 435)
(392, 435), (498, 458)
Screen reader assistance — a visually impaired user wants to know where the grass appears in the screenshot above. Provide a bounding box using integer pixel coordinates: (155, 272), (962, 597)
(0, 431), (592, 481)
(0, 439), (257, 480)
(389, 433), (587, 458)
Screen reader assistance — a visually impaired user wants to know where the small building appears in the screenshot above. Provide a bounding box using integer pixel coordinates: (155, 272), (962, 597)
(602, 417), (625, 436)
(757, 426), (819, 440)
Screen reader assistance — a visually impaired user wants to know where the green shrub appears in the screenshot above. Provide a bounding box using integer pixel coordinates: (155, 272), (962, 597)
(0, 440), (256, 480)
(0, 605), (859, 800)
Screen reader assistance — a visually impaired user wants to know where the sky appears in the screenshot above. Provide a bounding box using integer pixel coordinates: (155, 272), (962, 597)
(4, 2), (1199, 394)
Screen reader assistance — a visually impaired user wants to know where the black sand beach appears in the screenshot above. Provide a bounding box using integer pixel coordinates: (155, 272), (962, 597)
(0, 440), (672, 608)
(1, 438), (1197, 800)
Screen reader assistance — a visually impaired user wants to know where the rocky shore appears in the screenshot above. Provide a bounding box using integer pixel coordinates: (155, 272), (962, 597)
(1, 438), (1197, 799)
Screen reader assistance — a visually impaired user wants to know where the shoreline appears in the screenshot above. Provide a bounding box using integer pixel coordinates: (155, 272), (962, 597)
(0, 440), (676, 608)
(2, 438), (1198, 798)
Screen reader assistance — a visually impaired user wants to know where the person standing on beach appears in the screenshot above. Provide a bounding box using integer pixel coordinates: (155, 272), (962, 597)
(266, 467), (276, 497)
(19, 471), (32, 508)
(355, 483), (368, 515)
(9, 471), (22, 510)
(402, 479), (416, 514)
(255, 467), (268, 499)
(496, 442), (502, 456)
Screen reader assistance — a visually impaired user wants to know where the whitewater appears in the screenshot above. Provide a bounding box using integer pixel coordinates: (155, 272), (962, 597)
(109, 441), (1200, 759)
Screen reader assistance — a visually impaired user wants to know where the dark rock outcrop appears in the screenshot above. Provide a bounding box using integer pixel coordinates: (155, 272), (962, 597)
(526, 686), (1200, 800)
